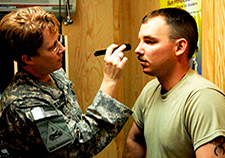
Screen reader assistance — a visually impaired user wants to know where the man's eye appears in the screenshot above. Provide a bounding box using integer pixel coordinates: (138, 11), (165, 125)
(145, 40), (155, 44)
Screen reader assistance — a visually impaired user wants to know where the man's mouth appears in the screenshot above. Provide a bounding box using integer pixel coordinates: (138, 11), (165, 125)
(138, 55), (147, 62)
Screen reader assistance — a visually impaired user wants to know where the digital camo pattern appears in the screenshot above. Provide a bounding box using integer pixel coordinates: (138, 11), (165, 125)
(0, 68), (132, 158)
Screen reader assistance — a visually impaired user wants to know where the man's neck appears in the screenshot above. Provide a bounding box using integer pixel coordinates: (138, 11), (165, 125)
(158, 67), (190, 93)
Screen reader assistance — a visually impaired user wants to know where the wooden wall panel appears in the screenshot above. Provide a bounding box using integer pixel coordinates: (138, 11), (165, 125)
(62, 1), (118, 156)
(214, 0), (225, 91)
(202, 0), (215, 82)
(63, 0), (114, 111)
(202, 0), (225, 91)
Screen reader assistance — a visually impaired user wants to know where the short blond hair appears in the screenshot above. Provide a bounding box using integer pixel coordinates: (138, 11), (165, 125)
(0, 6), (60, 63)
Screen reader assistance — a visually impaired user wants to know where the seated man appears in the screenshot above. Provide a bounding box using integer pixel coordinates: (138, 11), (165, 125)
(123, 8), (225, 158)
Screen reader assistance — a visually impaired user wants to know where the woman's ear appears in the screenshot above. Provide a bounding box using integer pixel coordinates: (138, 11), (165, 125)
(175, 38), (188, 57)
(21, 55), (34, 65)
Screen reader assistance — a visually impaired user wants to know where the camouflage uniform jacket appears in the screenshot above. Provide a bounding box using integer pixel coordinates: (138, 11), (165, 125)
(0, 68), (132, 158)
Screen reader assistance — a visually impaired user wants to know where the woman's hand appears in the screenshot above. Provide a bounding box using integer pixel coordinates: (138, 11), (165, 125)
(100, 44), (128, 97)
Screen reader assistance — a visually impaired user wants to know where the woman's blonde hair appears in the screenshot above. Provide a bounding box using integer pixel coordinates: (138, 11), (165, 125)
(0, 6), (60, 63)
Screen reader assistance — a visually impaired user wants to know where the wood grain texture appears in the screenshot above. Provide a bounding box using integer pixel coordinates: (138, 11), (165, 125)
(63, 0), (114, 111)
(214, 0), (225, 90)
(202, 0), (225, 91)
(202, 0), (215, 83)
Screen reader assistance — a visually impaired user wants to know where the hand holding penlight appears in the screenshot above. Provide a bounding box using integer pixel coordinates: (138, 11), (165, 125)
(94, 43), (131, 56)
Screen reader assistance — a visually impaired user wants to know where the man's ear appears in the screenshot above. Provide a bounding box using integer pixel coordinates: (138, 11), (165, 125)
(175, 38), (188, 57)
(21, 55), (34, 65)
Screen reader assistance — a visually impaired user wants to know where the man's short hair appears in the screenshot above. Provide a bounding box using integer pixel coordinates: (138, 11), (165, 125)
(142, 8), (198, 59)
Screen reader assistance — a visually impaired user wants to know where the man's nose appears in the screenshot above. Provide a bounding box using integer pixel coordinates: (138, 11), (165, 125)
(135, 42), (144, 54)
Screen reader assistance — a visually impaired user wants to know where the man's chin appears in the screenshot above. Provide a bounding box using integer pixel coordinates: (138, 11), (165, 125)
(143, 71), (151, 75)
(142, 69), (154, 76)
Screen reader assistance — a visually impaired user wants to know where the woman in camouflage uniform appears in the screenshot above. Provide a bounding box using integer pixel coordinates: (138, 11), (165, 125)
(0, 6), (132, 158)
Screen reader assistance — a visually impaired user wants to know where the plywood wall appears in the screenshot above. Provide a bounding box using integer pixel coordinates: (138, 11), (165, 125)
(62, 0), (225, 157)
(202, 0), (225, 91)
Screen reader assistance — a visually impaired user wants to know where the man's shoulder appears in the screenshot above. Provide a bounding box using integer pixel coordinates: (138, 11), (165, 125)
(186, 69), (223, 93)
